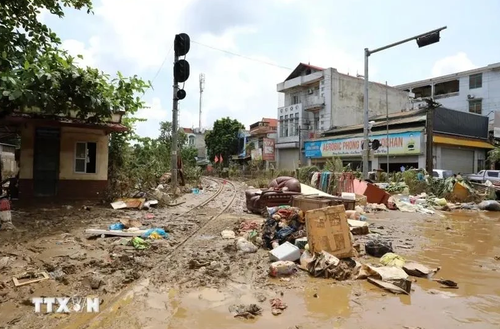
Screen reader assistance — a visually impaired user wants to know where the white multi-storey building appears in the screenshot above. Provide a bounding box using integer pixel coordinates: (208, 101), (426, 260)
(396, 62), (500, 119)
(275, 63), (411, 170)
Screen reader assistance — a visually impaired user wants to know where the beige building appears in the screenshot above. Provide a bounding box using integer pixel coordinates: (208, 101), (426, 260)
(1, 110), (126, 199)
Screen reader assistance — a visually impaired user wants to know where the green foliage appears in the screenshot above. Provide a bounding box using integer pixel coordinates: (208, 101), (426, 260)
(488, 146), (500, 164)
(297, 166), (319, 183)
(324, 157), (343, 173)
(1, 0), (149, 120)
(181, 146), (198, 167)
(205, 117), (244, 165)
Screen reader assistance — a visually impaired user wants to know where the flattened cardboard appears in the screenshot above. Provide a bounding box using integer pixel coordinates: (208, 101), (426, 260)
(305, 205), (354, 258)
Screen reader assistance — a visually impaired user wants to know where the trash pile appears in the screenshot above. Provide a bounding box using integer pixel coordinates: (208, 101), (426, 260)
(85, 217), (169, 249)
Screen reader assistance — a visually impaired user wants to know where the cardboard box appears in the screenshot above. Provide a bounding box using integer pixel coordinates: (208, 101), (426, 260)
(305, 205), (354, 258)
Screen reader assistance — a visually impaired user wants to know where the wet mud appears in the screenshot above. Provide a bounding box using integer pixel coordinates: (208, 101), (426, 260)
(1, 182), (500, 329)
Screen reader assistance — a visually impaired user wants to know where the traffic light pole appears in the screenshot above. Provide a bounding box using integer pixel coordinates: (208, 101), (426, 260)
(171, 54), (179, 189)
(362, 26), (447, 179)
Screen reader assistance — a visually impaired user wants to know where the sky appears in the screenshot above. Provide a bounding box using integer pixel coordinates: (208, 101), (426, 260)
(39, 0), (500, 138)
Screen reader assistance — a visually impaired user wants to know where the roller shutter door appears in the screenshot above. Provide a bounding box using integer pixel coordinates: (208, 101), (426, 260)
(441, 148), (474, 174)
(278, 149), (298, 170)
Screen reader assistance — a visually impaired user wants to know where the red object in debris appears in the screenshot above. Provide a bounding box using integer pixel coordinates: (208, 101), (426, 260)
(223, 180), (227, 184)
(353, 179), (390, 205)
(0, 199), (11, 211)
(145, 213), (154, 219)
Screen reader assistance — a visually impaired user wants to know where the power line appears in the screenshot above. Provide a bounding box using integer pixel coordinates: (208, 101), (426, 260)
(192, 40), (292, 70)
(151, 43), (174, 86)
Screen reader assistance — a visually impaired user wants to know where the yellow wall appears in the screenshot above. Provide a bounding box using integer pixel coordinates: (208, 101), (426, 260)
(59, 127), (109, 180)
(19, 124), (109, 181)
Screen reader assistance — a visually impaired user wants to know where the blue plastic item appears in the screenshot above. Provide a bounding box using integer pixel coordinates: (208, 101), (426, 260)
(142, 228), (169, 239)
(192, 188), (200, 194)
(109, 223), (126, 230)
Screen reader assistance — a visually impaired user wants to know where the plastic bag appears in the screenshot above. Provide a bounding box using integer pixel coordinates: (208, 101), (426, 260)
(236, 237), (258, 253)
(142, 228), (168, 239)
(109, 222), (125, 230)
(366, 239), (393, 257)
(380, 252), (406, 268)
(269, 261), (296, 277)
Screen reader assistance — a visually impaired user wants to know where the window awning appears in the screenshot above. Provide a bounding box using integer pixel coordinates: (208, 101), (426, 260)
(433, 135), (494, 149)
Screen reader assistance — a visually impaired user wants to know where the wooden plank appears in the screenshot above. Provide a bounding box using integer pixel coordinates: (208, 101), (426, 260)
(85, 229), (147, 237)
(13, 271), (50, 287)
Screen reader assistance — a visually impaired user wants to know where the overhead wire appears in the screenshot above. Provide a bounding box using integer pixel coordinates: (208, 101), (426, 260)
(191, 40), (292, 70)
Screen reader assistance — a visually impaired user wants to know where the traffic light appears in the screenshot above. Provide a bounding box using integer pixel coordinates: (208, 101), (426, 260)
(416, 31), (440, 48)
(174, 59), (190, 83)
(176, 89), (186, 100)
(174, 33), (190, 57)
(371, 139), (381, 150)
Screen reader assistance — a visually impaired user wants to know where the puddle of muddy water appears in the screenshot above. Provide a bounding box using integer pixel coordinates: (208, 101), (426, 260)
(167, 211), (500, 329)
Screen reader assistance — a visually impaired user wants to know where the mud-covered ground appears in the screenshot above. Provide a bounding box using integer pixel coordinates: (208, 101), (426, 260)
(1, 180), (500, 329)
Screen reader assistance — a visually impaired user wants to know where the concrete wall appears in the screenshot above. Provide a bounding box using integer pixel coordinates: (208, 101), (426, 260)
(0, 145), (17, 173)
(399, 66), (500, 120)
(19, 125), (108, 180)
(59, 126), (109, 181)
(331, 71), (410, 127)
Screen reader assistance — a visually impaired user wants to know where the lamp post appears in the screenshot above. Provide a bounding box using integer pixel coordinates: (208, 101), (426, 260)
(362, 26), (447, 179)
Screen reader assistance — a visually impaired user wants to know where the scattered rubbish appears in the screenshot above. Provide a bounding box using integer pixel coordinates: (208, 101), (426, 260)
(269, 242), (300, 262)
(240, 221), (261, 232)
(434, 278), (458, 288)
(0, 256), (10, 270)
(167, 201), (186, 207)
(348, 219), (369, 235)
(142, 228), (168, 239)
(119, 218), (143, 228)
(109, 222), (126, 230)
(365, 238), (393, 257)
(13, 271), (50, 287)
(236, 237), (258, 253)
(131, 237), (149, 250)
(367, 277), (411, 295)
(299, 250), (315, 271)
(111, 198), (146, 210)
(89, 275), (102, 289)
(478, 200), (500, 211)
(254, 293), (267, 302)
(145, 213), (155, 219)
(294, 237), (308, 249)
(403, 262), (440, 278)
(269, 261), (297, 277)
(143, 200), (158, 209)
(191, 188), (200, 194)
(221, 230), (236, 239)
(306, 205), (354, 258)
(270, 298), (287, 315)
(380, 253), (406, 268)
(308, 251), (358, 281)
(85, 229), (147, 238)
(229, 304), (262, 319)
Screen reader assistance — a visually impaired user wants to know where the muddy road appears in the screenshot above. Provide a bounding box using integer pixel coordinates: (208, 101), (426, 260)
(1, 179), (500, 329)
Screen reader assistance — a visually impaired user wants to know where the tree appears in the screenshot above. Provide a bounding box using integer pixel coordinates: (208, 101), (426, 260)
(205, 117), (244, 165)
(158, 121), (187, 152)
(1, 0), (149, 120)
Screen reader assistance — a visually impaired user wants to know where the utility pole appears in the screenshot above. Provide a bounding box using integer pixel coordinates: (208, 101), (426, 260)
(171, 54), (179, 188)
(425, 98), (440, 174)
(385, 81), (389, 178)
(171, 33), (191, 190)
(199, 73), (205, 130)
(363, 26), (447, 179)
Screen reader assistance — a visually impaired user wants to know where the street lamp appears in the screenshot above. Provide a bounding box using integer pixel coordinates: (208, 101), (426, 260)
(362, 26), (447, 179)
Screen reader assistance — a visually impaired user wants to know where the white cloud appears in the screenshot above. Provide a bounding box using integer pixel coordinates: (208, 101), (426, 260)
(431, 52), (477, 77)
(62, 37), (100, 68)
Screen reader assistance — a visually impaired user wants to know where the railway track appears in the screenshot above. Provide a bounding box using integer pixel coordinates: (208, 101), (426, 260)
(163, 176), (237, 258)
(59, 177), (239, 329)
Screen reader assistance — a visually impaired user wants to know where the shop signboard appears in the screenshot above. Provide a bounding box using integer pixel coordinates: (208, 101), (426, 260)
(251, 148), (263, 160)
(262, 138), (275, 161)
(304, 131), (422, 158)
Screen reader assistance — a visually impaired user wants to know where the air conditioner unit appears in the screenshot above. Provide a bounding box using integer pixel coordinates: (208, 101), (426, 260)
(307, 88), (314, 94)
(468, 94), (475, 99)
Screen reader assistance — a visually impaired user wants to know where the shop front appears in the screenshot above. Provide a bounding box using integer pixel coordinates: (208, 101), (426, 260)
(304, 129), (425, 171)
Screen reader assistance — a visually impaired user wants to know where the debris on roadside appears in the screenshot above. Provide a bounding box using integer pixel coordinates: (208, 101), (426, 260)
(434, 278), (458, 289)
(229, 303), (262, 319)
(270, 298), (287, 315)
(269, 261), (297, 277)
(269, 241), (300, 262)
(380, 253), (406, 268)
(12, 271), (50, 287)
(365, 238), (393, 257)
(236, 237), (258, 253)
(221, 230), (236, 239)
(403, 262), (440, 278)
